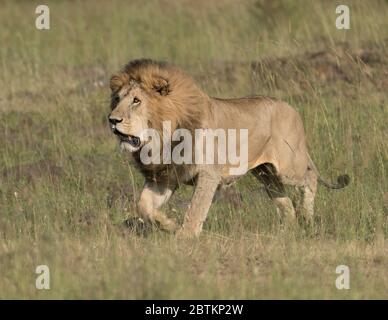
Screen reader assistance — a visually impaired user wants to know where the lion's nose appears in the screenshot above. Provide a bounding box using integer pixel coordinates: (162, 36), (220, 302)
(108, 116), (123, 125)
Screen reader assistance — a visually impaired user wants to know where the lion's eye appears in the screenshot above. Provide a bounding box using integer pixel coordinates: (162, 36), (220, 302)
(113, 95), (120, 104)
(133, 97), (141, 105)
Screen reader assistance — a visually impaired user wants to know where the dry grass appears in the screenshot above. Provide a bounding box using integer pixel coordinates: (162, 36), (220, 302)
(0, 0), (387, 299)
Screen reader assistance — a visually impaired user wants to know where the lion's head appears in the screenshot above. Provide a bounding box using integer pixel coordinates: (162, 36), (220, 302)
(108, 59), (209, 153)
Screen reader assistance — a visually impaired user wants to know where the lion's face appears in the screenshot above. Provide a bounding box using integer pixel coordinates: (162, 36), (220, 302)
(109, 82), (150, 152)
(108, 63), (203, 155)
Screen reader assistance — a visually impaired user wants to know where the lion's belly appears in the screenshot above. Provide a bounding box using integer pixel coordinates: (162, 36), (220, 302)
(220, 137), (308, 185)
(248, 155), (279, 171)
(219, 151), (277, 179)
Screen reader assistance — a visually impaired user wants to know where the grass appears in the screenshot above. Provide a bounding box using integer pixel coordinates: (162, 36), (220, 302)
(0, 0), (387, 299)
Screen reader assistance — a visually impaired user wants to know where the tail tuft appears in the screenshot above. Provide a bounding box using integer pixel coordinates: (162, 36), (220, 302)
(337, 174), (350, 188)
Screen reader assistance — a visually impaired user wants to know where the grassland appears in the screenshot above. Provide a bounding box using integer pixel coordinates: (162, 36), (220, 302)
(0, 0), (387, 299)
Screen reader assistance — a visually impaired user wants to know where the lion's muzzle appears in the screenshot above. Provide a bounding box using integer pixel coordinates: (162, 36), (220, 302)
(110, 127), (140, 149)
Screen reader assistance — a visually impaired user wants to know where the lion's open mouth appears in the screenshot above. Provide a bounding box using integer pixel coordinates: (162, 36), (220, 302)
(113, 129), (141, 148)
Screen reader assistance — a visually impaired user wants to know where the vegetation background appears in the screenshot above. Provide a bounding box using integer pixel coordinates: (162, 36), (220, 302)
(0, 0), (387, 299)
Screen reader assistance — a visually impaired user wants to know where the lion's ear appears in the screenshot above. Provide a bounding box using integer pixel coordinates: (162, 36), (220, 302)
(109, 75), (122, 93)
(110, 74), (127, 93)
(153, 77), (170, 96)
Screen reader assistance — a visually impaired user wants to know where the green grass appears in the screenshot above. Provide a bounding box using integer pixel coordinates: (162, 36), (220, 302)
(0, 0), (387, 299)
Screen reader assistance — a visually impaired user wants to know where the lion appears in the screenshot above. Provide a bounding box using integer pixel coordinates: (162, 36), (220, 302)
(108, 59), (349, 238)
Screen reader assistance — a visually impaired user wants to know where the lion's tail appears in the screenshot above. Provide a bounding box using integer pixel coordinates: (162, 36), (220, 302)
(307, 154), (350, 189)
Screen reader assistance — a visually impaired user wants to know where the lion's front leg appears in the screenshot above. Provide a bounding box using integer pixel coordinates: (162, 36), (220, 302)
(138, 181), (178, 232)
(177, 171), (220, 238)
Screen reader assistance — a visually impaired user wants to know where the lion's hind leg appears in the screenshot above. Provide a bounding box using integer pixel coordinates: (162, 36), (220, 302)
(252, 163), (296, 221)
(298, 167), (318, 222)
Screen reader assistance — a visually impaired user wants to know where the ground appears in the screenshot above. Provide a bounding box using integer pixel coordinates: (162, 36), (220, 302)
(0, 0), (387, 299)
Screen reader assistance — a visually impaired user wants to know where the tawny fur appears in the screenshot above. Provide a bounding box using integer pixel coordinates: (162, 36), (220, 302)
(108, 59), (349, 238)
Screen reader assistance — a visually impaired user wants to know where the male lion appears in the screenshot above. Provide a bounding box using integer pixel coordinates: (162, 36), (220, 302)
(108, 59), (349, 238)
